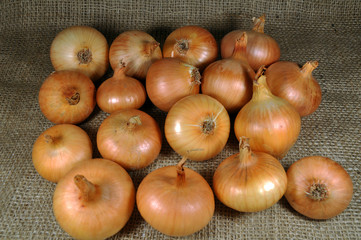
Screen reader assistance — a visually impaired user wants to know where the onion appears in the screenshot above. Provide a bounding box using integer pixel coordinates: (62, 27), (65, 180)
(96, 64), (146, 113)
(163, 25), (218, 70)
(285, 156), (353, 219)
(53, 158), (135, 240)
(109, 30), (162, 80)
(97, 109), (162, 170)
(213, 137), (287, 212)
(136, 156), (215, 236)
(165, 94), (230, 161)
(146, 58), (201, 112)
(266, 61), (322, 117)
(234, 69), (301, 159)
(201, 32), (255, 113)
(38, 71), (96, 124)
(32, 124), (92, 183)
(50, 26), (109, 81)
(221, 15), (280, 71)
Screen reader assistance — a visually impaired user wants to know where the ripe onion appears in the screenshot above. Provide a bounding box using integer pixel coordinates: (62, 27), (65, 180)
(234, 69), (301, 159)
(146, 58), (201, 112)
(165, 94), (230, 161)
(221, 15), (280, 71)
(201, 32), (255, 113)
(136, 156), (215, 236)
(163, 25), (218, 70)
(50, 26), (109, 81)
(32, 124), (92, 183)
(96, 64), (146, 113)
(213, 137), (287, 212)
(109, 30), (162, 80)
(97, 109), (162, 170)
(53, 158), (135, 240)
(266, 61), (322, 117)
(285, 156), (353, 219)
(38, 71), (96, 124)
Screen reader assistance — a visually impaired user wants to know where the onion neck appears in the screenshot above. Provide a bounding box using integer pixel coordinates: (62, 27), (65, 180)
(126, 115), (142, 129)
(238, 137), (252, 164)
(113, 62), (127, 81)
(74, 175), (97, 202)
(252, 14), (266, 33)
(176, 156), (187, 187)
(231, 32), (248, 61)
(144, 41), (160, 57)
(44, 134), (60, 144)
(300, 61), (318, 77)
(252, 74), (274, 101)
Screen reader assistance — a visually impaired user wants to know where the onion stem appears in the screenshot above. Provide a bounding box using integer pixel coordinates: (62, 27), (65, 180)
(74, 175), (97, 202)
(252, 14), (266, 33)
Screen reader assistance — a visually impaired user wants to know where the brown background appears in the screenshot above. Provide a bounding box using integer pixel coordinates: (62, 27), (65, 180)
(0, 0), (360, 239)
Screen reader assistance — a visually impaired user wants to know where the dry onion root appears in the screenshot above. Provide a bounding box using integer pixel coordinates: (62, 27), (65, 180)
(285, 156), (353, 219)
(165, 94), (230, 161)
(50, 26), (109, 81)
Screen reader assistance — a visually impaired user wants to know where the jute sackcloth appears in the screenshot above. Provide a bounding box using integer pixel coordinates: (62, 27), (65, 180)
(0, 0), (360, 239)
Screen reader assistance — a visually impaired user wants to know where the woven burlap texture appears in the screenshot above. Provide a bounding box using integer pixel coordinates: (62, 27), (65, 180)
(0, 0), (360, 239)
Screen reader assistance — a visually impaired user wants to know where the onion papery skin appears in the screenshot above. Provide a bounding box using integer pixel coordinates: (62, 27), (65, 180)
(136, 165), (215, 236)
(97, 109), (162, 170)
(96, 67), (146, 113)
(213, 138), (287, 212)
(146, 58), (201, 112)
(266, 61), (322, 117)
(50, 26), (109, 81)
(201, 34), (255, 113)
(234, 75), (301, 159)
(221, 15), (280, 71)
(109, 30), (162, 80)
(165, 94), (230, 161)
(38, 71), (96, 124)
(53, 158), (135, 240)
(285, 156), (353, 219)
(163, 25), (218, 70)
(32, 124), (92, 183)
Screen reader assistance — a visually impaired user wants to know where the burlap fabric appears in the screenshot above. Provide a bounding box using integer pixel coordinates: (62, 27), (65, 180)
(0, 0), (360, 239)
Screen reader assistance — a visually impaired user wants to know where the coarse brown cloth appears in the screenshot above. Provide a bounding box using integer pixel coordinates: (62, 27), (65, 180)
(0, 0), (360, 239)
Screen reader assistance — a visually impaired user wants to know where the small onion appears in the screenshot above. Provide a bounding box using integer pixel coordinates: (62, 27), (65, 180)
(32, 124), (92, 183)
(234, 69), (301, 159)
(136, 156), (215, 236)
(201, 32), (255, 113)
(285, 156), (353, 219)
(38, 71), (96, 124)
(109, 30), (162, 80)
(165, 94), (230, 161)
(266, 61), (322, 117)
(53, 158), (135, 240)
(146, 58), (201, 112)
(163, 25), (218, 70)
(221, 15), (280, 71)
(96, 64), (146, 113)
(213, 137), (287, 212)
(97, 109), (162, 170)
(50, 26), (109, 81)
